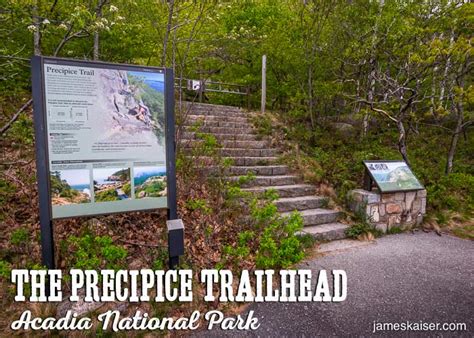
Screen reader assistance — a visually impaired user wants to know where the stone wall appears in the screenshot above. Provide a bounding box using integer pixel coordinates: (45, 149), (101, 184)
(347, 189), (426, 232)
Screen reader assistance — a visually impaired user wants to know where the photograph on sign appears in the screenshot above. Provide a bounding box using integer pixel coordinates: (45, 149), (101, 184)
(133, 166), (167, 199)
(50, 169), (91, 205)
(364, 161), (424, 192)
(41, 59), (169, 218)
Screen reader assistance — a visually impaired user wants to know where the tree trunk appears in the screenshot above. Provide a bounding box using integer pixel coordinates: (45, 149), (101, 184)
(430, 66), (438, 119)
(32, 0), (41, 56)
(308, 64), (315, 129)
(445, 107), (463, 175)
(93, 0), (107, 60)
(363, 71), (375, 136)
(445, 61), (467, 174)
(93, 32), (99, 60)
(440, 30), (455, 109)
(397, 120), (410, 166)
(363, 2), (384, 137)
(161, 0), (175, 67)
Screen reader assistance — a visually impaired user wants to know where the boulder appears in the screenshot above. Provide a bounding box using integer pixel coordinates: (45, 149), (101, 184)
(330, 122), (356, 138)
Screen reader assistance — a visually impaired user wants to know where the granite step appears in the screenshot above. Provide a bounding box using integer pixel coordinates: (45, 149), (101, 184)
(242, 184), (316, 198)
(275, 196), (328, 212)
(186, 126), (255, 134)
(183, 102), (347, 244)
(187, 111), (248, 118)
(185, 114), (249, 123)
(228, 175), (299, 188)
(282, 208), (341, 226)
(220, 148), (278, 157)
(296, 223), (349, 241)
(181, 132), (260, 141)
(227, 165), (289, 176)
(200, 165), (290, 176)
(183, 108), (247, 118)
(183, 102), (244, 110)
(182, 140), (269, 149)
(228, 157), (279, 166)
(183, 120), (253, 128)
(190, 156), (279, 167)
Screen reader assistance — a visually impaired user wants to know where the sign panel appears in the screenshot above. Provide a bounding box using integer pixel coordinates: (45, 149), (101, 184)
(187, 79), (202, 91)
(34, 57), (174, 219)
(363, 160), (424, 193)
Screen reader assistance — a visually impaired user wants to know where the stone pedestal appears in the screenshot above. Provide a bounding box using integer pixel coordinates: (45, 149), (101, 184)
(347, 189), (426, 233)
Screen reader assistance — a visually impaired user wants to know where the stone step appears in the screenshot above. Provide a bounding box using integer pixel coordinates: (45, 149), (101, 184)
(222, 140), (270, 149)
(200, 165), (289, 176)
(282, 208), (341, 226)
(181, 132), (259, 141)
(183, 102), (244, 111)
(242, 184), (316, 198)
(229, 157), (279, 166)
(228, 175), (299, 188)
(188, 156), (278, 167)
(188, 110), (247, 117)
(275, 196), (328, 212)
(228, 165), (289, 176)
(186, 126), (255, 134)
(184, 108), (247, 118)
(185, 114), (250, 123)
(296, 223), (349, 241)
(220, 148), (278, 157)
(183, 119), (253, 128)
(182, 140), (269, 149)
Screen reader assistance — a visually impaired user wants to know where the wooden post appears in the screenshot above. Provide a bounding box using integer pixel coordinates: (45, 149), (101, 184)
(261, 55), (266, 113)
(246, 86), (251, 111)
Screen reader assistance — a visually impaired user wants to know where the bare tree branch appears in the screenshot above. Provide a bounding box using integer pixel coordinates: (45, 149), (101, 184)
(0, 99), (32, 136)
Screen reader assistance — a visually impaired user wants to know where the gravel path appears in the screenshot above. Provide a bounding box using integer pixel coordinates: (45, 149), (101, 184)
(194, 232), (473, 337)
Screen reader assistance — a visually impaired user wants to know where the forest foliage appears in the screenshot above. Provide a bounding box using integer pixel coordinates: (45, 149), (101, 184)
(0, 1), (473, 275)
(1, 0), (472, 170)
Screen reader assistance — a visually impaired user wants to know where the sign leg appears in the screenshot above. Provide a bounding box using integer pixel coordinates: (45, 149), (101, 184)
(40, 219), (55, 269)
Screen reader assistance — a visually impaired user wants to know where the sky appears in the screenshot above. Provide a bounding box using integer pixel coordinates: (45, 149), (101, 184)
(128, 71), (164, 83)
(57, 169), (89, 186)
(93, 168), (129, 182)
(134, 166), (166, 177)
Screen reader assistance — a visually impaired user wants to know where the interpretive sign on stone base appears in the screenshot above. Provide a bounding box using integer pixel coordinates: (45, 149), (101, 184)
(363, 160), (424, 193)
(347, 189), (427, 233)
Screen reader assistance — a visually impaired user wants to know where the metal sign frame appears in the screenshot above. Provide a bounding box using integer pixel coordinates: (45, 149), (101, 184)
(31, 56), (177, 269)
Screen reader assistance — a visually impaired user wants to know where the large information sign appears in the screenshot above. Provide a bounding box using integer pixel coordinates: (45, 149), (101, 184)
(32, 57), (176, 220)
(363, 160), (424, 193)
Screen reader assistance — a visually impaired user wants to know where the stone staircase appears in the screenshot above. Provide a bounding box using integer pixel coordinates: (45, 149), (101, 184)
(179, 102), (348, 241)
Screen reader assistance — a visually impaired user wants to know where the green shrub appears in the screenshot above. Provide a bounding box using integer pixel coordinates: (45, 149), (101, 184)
(122, 182), (131, 196)
(66, 235), (127, 270)
(0, 260), (11, 280)
(386, 226), (403, 235)
(10, 228), (29, 247)
(251, 114), (273, 136)
(220, 183), (306, 269)
(255, 211), (304, 269)
(185, 198), (212, 214)
(345, 222), (383, 239)
(427, 173), (474, 214)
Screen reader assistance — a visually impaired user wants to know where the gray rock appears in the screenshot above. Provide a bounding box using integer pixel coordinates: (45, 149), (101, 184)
(330, 122), (356, 138)
(57, 293), (104, 318)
